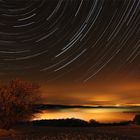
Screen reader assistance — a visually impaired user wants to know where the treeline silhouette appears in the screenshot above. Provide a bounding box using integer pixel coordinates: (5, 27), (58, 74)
(19, 118), (131, 127)
(33, 119), (89, 127)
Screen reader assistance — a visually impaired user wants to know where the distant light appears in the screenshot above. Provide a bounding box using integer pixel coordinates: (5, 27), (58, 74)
(115, 104), (121, 107)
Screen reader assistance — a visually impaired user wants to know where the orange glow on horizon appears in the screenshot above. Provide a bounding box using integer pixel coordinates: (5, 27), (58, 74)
(40, 79), (140, 106)
(34, 108), (137, 123)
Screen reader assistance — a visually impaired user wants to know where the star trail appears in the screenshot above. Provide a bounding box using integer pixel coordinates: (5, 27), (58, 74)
(0, 0), (139, 83)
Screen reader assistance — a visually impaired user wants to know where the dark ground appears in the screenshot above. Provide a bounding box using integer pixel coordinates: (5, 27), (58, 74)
(0, 125), (140, 140)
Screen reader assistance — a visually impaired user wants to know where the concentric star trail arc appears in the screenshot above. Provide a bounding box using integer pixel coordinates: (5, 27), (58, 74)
(0, 0), (139, 82)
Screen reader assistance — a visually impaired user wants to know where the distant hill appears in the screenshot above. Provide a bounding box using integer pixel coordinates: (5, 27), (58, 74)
(33, 104), (140, 112)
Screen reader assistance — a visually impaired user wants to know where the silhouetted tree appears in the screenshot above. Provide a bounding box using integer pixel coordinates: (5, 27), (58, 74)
(133, 114), (140, 125)
(0, 79), (40, 130)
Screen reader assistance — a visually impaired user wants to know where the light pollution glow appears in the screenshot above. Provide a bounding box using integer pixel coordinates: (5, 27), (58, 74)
(34, 108), (137, 123)
(35, 69), (140, 123)
(40, 79), (140, 106)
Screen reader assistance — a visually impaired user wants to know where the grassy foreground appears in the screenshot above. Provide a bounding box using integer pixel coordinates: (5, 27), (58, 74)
(0, 125), (140, 140)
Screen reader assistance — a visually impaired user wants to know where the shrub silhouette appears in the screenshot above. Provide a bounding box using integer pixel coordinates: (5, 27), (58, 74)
(89, 119), (99, 126)
(0, 79), (40, 130)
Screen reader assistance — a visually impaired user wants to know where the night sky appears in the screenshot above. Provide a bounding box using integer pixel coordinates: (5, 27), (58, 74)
(0, 0), (139, 105)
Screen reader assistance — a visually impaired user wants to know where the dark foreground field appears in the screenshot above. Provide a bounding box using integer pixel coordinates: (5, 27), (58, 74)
(0, 125), (140, 140)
